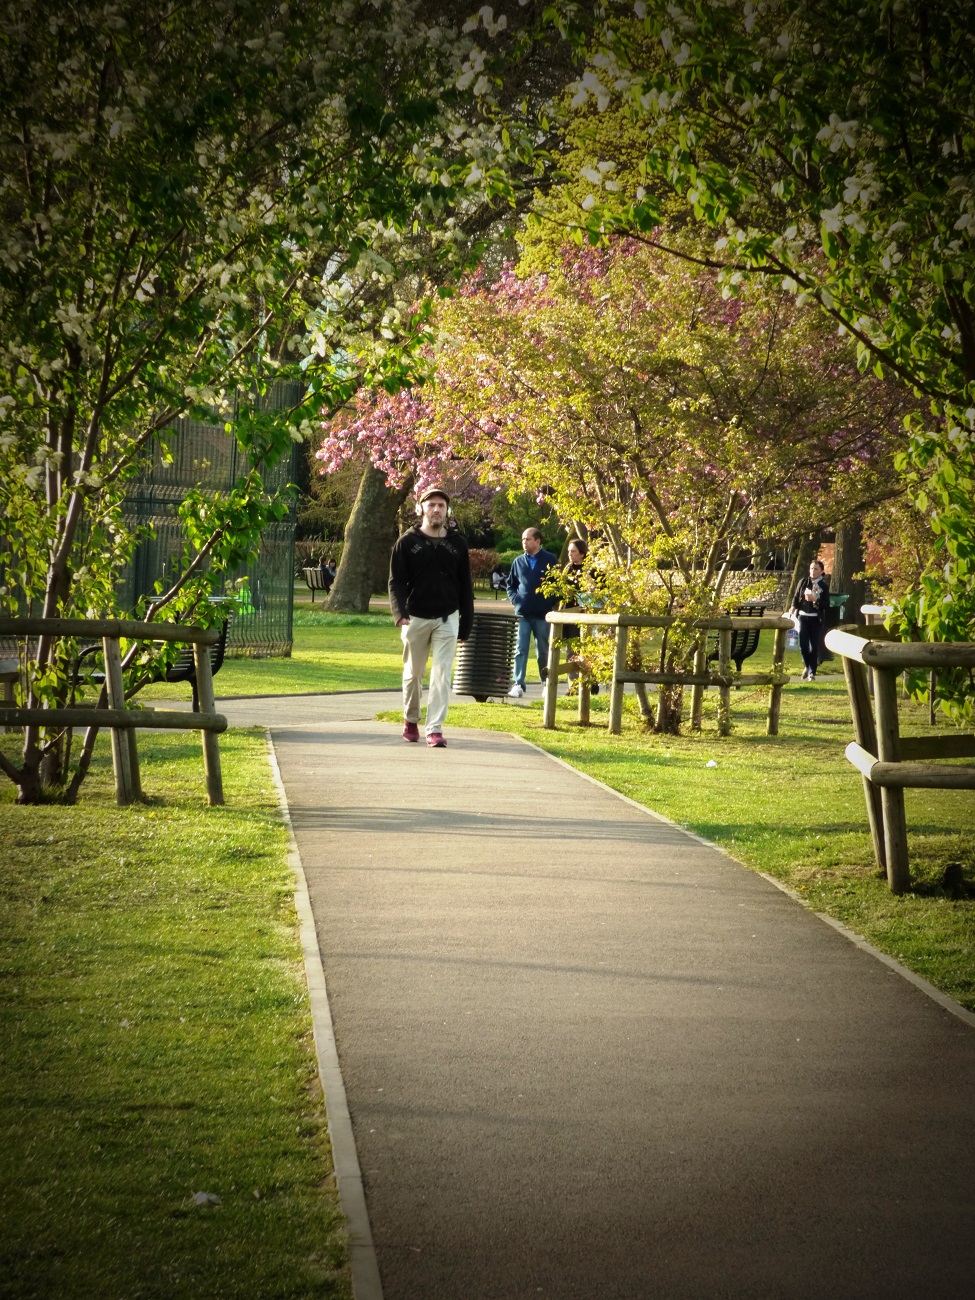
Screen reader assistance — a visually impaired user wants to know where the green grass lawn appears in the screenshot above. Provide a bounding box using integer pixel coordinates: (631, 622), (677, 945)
(0, 730), (350, 1299)
(142, 611), (404, 700)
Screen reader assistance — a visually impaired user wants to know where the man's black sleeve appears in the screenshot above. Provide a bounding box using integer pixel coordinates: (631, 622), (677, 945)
(457, 539), (475, 641)
(389, 536), (409, 623)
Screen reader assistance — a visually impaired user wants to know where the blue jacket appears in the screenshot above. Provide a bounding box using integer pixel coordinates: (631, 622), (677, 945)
(506, 549), (558, 619)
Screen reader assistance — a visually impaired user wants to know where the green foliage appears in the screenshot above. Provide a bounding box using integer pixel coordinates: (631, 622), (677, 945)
(0, 0), (538, 799)
(552, 0), (975, 712)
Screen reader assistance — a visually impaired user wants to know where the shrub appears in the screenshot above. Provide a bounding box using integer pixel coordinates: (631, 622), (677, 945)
(468, 548), (501, 580)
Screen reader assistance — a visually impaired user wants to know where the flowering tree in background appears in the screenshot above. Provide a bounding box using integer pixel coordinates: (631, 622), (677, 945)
(316, 381), (492, 609)
(318, 239), (909, 724)
(0, 0), (546, 800)
(433, 242), (907, 603)
(554, 0), (975, 718)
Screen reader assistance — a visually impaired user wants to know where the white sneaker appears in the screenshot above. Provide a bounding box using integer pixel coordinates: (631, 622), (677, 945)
(507, 684), (525, 697)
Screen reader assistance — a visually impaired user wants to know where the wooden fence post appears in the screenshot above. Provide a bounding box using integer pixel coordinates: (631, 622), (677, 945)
(578, 679), (591, 726)
(873, 665), (910, 893)
(608, 624), (628, 735)
(102, 636), (135, 805)
(125, 728), (143, 802)
(717, 628), (732, 737)
(766, 626), (786, 736)
(690, 639), (707, 731)
(193, 642), (224, 806)
(543, 623), (560, 729)
(842, 656), (886, 875)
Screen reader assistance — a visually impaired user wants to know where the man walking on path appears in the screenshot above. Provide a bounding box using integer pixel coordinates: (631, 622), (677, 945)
(389, 485), (474, 747)
(506, 526), (558, 697)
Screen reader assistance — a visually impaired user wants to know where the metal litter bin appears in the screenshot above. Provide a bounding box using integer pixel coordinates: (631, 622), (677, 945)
(819, 592), (849, 661)
(453, 612), (516, 702)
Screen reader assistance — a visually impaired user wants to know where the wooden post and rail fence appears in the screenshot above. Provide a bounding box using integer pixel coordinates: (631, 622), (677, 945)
(824, 627), (975, 894)
(0, 616), (226, 807)
(542, 610), (794, 736)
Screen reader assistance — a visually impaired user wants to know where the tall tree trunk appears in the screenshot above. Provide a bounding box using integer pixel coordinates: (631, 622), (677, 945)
(327, 463), (414, 613)
(786, 531), (822, 607)
(831, 516), (866, 624)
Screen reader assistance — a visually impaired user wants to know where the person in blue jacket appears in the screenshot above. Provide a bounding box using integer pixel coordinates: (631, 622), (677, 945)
(506, 527), (558, 697)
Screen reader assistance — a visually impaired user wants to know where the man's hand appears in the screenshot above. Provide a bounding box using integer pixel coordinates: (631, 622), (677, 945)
(396, 617), (410, 626)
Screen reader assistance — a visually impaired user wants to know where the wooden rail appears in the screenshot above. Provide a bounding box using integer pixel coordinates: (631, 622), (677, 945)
(543, 611), (793, 736)
(824, 627), (975, 893)
(0, 616), (226, 806)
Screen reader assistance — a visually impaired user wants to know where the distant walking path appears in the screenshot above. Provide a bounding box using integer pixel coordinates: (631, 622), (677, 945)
(228, 694), (975, 1299)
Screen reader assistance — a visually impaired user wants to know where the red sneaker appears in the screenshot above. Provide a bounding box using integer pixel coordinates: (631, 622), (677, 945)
(403, 721), (420, 742)
(426, 731), (447, 748)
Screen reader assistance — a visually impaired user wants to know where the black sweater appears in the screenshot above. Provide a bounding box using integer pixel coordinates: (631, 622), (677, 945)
(388, 527), (474, 640)
(790, 573), (830, 622)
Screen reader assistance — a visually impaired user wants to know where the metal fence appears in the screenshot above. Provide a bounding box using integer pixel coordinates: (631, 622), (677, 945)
(119, 381), (302, 658)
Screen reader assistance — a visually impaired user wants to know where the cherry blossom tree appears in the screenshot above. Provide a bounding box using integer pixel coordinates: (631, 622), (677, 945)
(431, 242), (907, 606)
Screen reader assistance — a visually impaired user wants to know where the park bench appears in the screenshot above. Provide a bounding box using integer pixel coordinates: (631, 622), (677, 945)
(303, 566), (331, 602)
(705, 602), (767, 675)
(74, 612), (230, 713)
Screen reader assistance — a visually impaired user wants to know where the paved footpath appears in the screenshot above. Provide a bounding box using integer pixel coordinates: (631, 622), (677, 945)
(218, 692), (975, 1299)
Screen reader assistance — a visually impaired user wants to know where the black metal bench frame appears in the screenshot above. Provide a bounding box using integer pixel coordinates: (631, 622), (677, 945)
(77, 615), (230, 712)
(706, 603), (767, 675)
(303, 566), (331, 602)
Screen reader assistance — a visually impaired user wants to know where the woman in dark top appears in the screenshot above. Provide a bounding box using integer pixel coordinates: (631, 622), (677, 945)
(561, 538), (599, 692)
(788, 559), (830, 680)
(562, 537), (588, 640)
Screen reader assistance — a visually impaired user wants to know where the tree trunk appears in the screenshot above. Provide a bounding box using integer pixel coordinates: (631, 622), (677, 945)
(831, 516), (866, 624)
(786, 531), (822, 607)
(327, 463), (414, 613)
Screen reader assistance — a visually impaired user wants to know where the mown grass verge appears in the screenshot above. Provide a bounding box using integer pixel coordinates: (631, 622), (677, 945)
(386, 642), (975, 1011)
(0, 729), (350, 1299)
(142, 611), (402, 701)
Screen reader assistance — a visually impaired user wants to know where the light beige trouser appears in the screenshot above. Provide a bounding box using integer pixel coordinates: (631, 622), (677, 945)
(401, 611), (460, 734)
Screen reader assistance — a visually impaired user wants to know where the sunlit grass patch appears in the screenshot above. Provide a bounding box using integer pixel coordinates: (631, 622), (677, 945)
(0, 730), (350, 1299)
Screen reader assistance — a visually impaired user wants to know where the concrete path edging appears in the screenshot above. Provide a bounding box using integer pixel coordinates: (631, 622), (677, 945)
(266, 734), (384, 1300)
(514, 732), (975, 1032)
